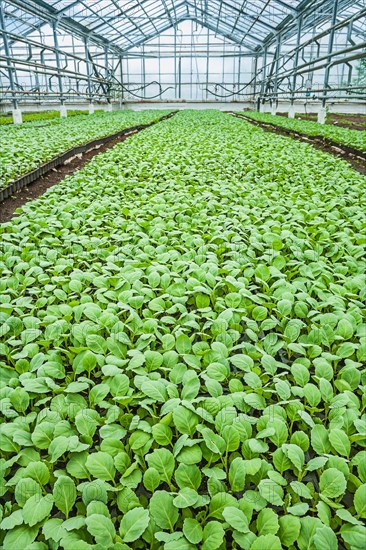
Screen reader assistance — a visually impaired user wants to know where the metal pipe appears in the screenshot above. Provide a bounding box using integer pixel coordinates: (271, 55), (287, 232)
(273, 33), (282, 108)
(291, 15), (302, 105)
(259, 41), (366, 86)
(322, 0), (339, 108)
(0, 55), (111, 85)
(84, 37), (93, 104)
(52, 23), (64, 104)
(260, 46), (268, 104)
(0, 0), (18, 109)
(258, 8), (366, 83)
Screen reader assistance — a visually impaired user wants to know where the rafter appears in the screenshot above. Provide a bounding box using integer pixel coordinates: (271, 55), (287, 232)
(3, 0), (363, 55)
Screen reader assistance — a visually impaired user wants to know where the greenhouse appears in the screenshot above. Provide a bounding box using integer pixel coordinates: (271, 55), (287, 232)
(0, 1), (365, 549)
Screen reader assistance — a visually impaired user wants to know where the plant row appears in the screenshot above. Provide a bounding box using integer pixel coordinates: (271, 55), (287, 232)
(243, 112), (366, 153)
(0, 110), (103, 126)
(0, 109), (169, 189)
(0, 110), (365, 550)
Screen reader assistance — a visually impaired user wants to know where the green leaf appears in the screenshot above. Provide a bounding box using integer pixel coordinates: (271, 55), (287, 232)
(146, 448), (175, 484)
(329, 428), (351, 457)
(311, 425), (331, 455)
(257, 508), (279, 536)
(209, 492), (238, 520)
(24, 461), (50, 485)
(201, 427), (226, 454)
(202, 521), (224, 550)
(183, 518), (203, 544)
(3, 525), (39, 549)
(319, 468), (347, 498)
(258, 479), (284, 506)
(278, 515), (301, 546)
(354, 484), (366, 518)
(0, 510), (23, 531)
(284, 444), (305, 472)
(250, 534), (282, 550)
(149, 491), (178, 530)
(54, 476), (76, 518)
(143, 467), (160, 492)
(85, 514), (116, 547)
(86, 452), (116, 481)
(222, 506), (249, 533)
(173, 405), (198, 436)
(313, 526), (338, 550)
(48, 436), (69, 462)
(176, 334), (192, 354)
(340, 524), (366, 548)
(287, 503), (309, 516)
(229, 457), (246, 492)
(173, 487), (199, 508)
(141, 380), (167, 402)
(119, 508), (149, 542)
(22, 495), (54, 527)
(15, 478), (42, 507)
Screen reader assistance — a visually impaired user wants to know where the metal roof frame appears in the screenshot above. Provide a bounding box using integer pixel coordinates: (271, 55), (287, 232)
(1, 0), (365, 81)
(3, 0), (364, 56)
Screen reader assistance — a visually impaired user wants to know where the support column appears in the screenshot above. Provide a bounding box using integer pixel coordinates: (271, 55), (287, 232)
(104, 46), (112, 108)
(119, 55), (125, 108)
(0, 0), (21, 122)
(288, 104), (296, 118)
(205, 27), (209, 100)
(321, 0), (338, 118)
(142, 44), (146, 99)
(289, 16), (302, 118)
(252, 55), (258, 101)
(53, 22), (65, 115)
(84, 37), (93, 108)
(106, 103), (113, 112)
(259, 46), (267, 112)
(237, 46), (242, 103)
(60, 104), (68, 117)
(12, 109), (23, 124)
(272, 34), (281, 116)
(317, 107), (327, 124)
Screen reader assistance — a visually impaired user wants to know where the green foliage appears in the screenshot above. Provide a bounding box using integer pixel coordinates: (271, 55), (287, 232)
(0, 109), (170, 188)
(0, 109), (102, 125)
(0, 110), (365, 549)
(244, 111), (366, 152)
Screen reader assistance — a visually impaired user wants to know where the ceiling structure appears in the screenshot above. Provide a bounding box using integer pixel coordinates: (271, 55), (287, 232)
(1, 0), (365, 107)
(3, 0), (365, 54)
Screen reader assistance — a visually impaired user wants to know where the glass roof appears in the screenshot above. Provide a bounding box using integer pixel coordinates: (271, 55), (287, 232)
(3, 0), (366, 53)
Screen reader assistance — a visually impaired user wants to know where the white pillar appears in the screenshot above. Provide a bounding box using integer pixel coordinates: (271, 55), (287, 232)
(88, 103), (94, 115)
(60, 104), (67, 118)
(12, 109), (23, 124)
(288, 105), (295, 118)
(271, 103), (277, 116)
(106, 103), (113, 112)
(317, 107), (327, 124)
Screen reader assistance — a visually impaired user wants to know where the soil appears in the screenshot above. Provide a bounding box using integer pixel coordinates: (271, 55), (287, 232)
(0, 112), (175, 224)
(231, 113), (366, 177)
(277, 112), (366, 131)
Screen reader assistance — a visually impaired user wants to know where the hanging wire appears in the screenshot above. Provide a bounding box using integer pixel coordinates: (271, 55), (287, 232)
(120, 81), (173, 99)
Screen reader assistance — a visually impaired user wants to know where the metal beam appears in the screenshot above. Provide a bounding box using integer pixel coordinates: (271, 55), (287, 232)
(322, 0), (339, 107)
(0, 0), (18, 107)
(7, 0), (126, 55)
(52, 22), (64, 103)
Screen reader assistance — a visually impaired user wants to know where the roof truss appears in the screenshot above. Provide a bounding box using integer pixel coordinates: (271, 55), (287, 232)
(2, 0), (364, 55)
